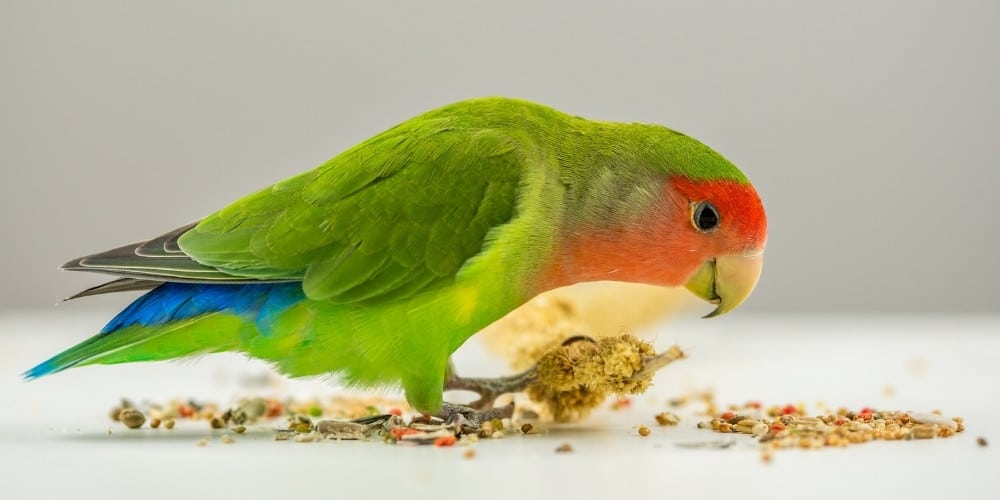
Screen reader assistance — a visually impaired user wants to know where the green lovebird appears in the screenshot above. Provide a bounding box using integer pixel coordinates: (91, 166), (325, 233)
(26, 97), (767, 414)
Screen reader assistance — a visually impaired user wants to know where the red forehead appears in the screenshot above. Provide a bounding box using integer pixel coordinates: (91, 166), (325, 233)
(667, 176), (767, 251)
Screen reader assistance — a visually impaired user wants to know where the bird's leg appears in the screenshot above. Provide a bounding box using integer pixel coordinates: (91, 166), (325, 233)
(443, 366), (538, 410)
(442, 335), (594, 411)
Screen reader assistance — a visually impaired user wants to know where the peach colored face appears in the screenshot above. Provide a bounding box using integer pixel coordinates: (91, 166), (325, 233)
(538, 175), (766, 317)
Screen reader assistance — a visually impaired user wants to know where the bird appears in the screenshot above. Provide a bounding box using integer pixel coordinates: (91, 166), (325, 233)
(25, 97), (767, 419)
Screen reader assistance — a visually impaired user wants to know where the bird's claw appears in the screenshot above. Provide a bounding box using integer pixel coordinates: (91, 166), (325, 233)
(439, 401), (515, 428)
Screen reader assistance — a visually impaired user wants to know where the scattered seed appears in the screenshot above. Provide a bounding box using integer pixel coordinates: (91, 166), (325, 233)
(520, 423), (534, 434)
(908, 412), (958, 430)
(655, 412), (679, 426)
(210, 417), (225, 429)
(149, 418), (161, 429)
(315, 420), (367, 439)
(220, 434), (235, 444)
(196, 438), (208, 447)
(611, 397), (632, 410)
(912, 425), (937, 439)
(463, 448), (476, 459)
(232, 425), (246, 434)
(479, 421), (495, 436)
(433, 436), (457, 447)
(164, 419), (175, 430)
(638, 425), (651, 437)
(695, 399), (964, 453)
(307, 405), (323, 418)
(294, 423), (311, 433)
(294, 432), (317, 443)
(390, 427), (421, 440)
(177, 404), (195, 419)
(118, 409), (146, 429)
(555, 443), (574, 453)
(976, 437), (988, 447)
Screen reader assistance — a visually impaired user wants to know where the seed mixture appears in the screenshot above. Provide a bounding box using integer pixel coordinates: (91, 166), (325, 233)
(684, 396), (968, 457)
(105, 394), (527, 447)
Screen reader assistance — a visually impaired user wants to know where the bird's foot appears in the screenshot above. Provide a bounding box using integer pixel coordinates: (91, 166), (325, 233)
(437, 401), (515, 429)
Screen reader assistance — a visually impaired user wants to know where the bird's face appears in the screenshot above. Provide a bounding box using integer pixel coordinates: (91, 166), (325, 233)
(661, 176), (767, 317)
(533, 172), (766, 319)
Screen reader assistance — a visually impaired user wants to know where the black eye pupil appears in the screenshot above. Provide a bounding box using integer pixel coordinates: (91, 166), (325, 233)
(695, 202), (719, 231)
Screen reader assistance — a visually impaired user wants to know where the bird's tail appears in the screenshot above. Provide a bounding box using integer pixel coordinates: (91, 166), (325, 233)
(23, 282), (305, 379)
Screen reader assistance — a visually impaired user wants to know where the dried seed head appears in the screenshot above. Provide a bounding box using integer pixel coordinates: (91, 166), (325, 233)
(526, 336), (679, 422)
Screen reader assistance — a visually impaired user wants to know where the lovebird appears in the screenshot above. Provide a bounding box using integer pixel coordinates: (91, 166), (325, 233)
(26, 97), (767, 415)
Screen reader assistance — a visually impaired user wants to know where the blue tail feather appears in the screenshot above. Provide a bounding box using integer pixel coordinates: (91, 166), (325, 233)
(23, 282), (305, 380)
(100, 282), (304, 334)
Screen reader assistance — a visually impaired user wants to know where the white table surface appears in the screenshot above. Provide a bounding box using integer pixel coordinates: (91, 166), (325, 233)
(3, 311), (998, 499)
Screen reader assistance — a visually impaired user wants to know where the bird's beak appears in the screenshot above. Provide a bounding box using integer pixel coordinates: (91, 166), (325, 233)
(683, 251), (764, 318)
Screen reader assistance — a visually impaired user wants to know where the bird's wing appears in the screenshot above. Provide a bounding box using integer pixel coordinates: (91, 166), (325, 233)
(66, 116), (526, 305)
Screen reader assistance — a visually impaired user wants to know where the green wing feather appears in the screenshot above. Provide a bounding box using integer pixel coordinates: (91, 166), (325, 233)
(178, 115), (524, 304)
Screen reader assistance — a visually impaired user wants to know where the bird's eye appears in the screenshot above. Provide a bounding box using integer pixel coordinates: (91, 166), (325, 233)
(692, 202), (720, 232)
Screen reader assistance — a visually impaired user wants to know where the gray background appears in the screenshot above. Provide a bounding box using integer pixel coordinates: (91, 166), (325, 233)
(2, 0), (997, 313)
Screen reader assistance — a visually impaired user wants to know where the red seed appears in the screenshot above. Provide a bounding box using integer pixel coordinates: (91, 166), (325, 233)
(388, 408), (403, 417)
(780, 405), (797, 416)
(859, 407), (874, 415)
(720, 411), (736, 420)
(390, 428), (421, 440)
(177, 405), (195, 418)
(433, 436), (457, 447)
(769, 423), (786, 432)
(835, 417), (848, 426)
(611, 397), (632, 410)
(265, 399), (284, 418)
